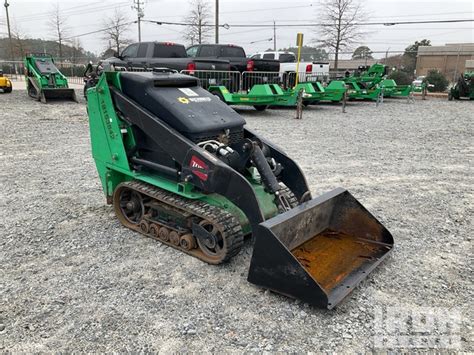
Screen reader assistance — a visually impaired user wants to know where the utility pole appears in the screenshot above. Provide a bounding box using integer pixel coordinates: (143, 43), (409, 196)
(273, 21), (276, 51)
(215, 0), (219, 44)
(132, 0), (144, 42)
(4, 0), (14, 60)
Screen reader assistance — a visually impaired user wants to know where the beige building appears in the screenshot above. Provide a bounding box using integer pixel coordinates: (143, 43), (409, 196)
(466, 59), (474, 71)
(416, 43), (474, 81)
(329, 59), (378, 71)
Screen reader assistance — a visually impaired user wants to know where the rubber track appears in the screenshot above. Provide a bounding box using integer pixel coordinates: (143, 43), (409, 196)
(120, 180), (244, 264)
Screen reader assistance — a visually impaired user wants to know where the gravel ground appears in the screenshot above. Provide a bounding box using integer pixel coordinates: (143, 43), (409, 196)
(1, 89), (472, 352)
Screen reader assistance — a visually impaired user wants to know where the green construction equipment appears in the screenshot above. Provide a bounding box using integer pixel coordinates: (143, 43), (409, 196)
(24, 54), (77, 103)
(209, 82), (323, 109)
(449, 71), (474, 100)
(85, 70), (394, 309)
(344, 64), (387, 101)
(208, 84), (280, 111)
(380, 79), (413, 98)
(273, 82), (325, 107)
(320, 80), (347, 102)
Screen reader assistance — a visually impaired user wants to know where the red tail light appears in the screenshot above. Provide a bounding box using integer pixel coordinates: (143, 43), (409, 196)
(246, 60), (254, 72)
(305, 64), (313, 73)
(187, 62), (196, 74)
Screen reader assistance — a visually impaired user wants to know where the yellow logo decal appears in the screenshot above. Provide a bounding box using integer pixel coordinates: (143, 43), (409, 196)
(178, 97), (189, 104)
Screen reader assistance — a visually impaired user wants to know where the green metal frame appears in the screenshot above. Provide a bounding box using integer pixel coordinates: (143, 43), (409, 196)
(344, 63), (386, 101)
(208, 84), (281, 109)
(87, 72), (280, 235)
(319, 80), (346, 102)
(380, 79), (413, 97)
(345, 81), (381, 101)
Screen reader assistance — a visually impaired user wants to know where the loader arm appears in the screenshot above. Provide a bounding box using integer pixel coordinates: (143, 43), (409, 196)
(110, 87), (267, 232)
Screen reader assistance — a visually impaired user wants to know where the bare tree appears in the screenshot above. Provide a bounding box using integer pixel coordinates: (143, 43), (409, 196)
(317, 0), (365, 70)
(182, 0), (212, 45)
(47, 3), (70, 60)
(11, 22), (28, 60)
(69, 38), (83, 64)
(102, 8), (132, 55)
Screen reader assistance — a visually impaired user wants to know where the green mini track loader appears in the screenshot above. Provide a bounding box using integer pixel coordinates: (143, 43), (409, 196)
(24, 54), (77, 103)
(86, 71), (394, 309)
(449, 71), (474, 100)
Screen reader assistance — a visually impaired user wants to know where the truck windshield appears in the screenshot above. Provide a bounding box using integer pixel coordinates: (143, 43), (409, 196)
(153, 44), (186, 58)
(221, 46), (245, 57)
(279, 53), (295, 63)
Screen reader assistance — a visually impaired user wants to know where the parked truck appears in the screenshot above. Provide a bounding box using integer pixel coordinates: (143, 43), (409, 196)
(186, 44), (280, 91)
(100, 41), (230, 72)
(186, 44), (280, 73)
(251, 51), (330, 80)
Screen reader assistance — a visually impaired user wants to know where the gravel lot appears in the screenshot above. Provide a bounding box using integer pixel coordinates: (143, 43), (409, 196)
(1, 89), (472, 352)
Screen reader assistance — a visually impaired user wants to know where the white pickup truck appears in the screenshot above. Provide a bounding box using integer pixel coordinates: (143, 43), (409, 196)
(250, 51), (329, 81)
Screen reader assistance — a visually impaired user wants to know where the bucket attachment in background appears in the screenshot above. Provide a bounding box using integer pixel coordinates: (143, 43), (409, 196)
(248, 187), (394, 309)
(41, 88), (78, 103)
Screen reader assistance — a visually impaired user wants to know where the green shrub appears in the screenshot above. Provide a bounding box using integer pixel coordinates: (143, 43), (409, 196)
(425, 70), (449, 92)
(387, 70), (412, 85)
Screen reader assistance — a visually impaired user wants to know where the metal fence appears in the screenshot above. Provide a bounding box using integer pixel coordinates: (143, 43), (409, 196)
(0, 60), (86, 85)
(180, 70), (328, 93)
(181, 70), (241, 92)
(1, 58), (334, 93)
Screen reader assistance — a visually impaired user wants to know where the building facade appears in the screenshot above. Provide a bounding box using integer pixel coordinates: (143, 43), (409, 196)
(416, 43), (474, 81)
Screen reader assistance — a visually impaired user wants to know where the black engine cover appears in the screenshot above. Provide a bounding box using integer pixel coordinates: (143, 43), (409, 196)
(119, 72), (245, 142)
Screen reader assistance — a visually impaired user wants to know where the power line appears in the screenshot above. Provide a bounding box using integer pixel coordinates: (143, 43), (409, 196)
(12, 1), (131, 23)
(62, 21), (136, 41)
(144, 18), (474, 28)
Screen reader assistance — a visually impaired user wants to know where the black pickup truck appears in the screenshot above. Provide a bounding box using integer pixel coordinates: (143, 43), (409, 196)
(100, 42), (230, 72)
(186, 44), (280, 73)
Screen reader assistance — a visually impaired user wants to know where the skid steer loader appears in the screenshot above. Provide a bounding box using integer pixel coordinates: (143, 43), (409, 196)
(86, 71), (394, 309)
(24, 54), (77, 103)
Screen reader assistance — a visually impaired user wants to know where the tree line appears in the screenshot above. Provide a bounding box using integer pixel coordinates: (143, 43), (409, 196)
(0, 0), (432, 76)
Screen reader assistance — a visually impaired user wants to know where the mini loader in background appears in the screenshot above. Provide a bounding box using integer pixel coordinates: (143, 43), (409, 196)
(449, 71), (474, 100)
(0, 70), (13, 93)
(24, 54), (77, 103)
(86, 71), (394, 309)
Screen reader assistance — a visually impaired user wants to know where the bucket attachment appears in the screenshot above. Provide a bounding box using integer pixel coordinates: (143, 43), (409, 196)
(248, 187), (393, 309)
(41, 88), (77, 103)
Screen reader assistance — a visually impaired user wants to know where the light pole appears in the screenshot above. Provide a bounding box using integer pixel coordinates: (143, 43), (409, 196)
(4, 0), (13, 60)
(215, 0), (219, 44)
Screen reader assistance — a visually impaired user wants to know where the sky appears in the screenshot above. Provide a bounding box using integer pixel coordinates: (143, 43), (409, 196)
(1, 0), (473, 59)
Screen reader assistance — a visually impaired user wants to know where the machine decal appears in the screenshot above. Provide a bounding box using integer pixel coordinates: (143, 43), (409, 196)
(189, 97), (211, 103)
(178, 97), (189, 104)
(190, 155), (209, 181)
(178, 88), (198, 96)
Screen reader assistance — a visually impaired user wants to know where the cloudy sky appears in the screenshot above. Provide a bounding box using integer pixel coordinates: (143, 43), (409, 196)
(1, 0), (473, 58)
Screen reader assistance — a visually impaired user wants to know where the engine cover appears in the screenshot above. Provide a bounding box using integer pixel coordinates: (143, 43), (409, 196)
(119, 72), (246, 142)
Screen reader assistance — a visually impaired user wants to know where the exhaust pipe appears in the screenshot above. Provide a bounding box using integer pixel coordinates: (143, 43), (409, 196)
(248, 188), (393, 309)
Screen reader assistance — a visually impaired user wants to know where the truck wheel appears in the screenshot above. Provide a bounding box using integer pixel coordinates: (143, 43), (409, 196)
(4, 87), (12, 93)
(253, 105), (268, 111)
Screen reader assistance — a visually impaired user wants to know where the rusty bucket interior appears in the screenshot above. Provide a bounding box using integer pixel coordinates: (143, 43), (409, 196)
(247, 187), (393, 309)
